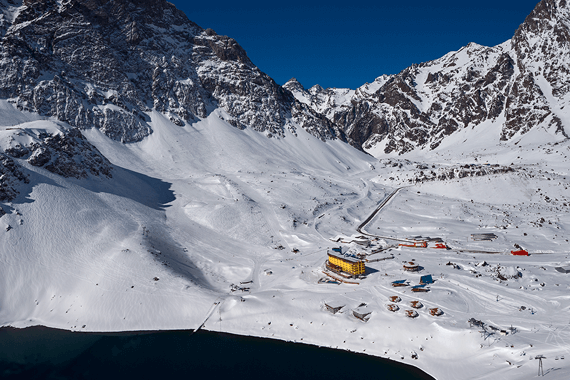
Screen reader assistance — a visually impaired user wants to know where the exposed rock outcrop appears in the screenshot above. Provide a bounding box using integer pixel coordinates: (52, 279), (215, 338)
(5, 127), (113, 179)
(0, 153), (28, 201)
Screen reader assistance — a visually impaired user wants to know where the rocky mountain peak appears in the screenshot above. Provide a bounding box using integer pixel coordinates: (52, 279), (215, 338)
(515, 0), (566, 35)
(308, 84), (325, 95)
(512, 0), (570, 57)
(283, 78), (305, 93)
(511, 0), (570, 99)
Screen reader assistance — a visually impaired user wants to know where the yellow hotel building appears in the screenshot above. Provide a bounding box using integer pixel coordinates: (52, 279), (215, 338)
(327, 252), (365, 277)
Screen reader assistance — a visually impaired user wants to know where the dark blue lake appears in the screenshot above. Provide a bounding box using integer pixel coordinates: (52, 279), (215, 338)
(0, 326), (435, 379)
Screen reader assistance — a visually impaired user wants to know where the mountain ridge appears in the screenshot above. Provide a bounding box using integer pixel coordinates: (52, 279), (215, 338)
(0, 0), (347, 145)
(286, 0), (570, 155)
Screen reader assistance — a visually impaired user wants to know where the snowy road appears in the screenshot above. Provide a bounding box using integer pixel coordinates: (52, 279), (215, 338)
(356, 186), (409, 240)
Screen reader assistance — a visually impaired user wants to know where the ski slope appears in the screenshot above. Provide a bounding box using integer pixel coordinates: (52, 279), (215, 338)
(0, 105), (569, 379)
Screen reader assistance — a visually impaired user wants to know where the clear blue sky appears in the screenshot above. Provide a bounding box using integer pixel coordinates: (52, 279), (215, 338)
(169, 0), (541, 89)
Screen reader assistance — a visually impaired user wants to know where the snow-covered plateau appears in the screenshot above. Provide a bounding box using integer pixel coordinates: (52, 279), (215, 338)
(0, 0), (570, 379)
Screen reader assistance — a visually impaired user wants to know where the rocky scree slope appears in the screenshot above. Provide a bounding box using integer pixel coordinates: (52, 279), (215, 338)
(285, 0), (570, 155)
(0, 0), (345, 143)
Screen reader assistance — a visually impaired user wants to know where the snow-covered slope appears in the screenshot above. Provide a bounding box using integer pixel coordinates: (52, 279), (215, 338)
(1, 104), (570, 379)
(0, 100), (375, 333)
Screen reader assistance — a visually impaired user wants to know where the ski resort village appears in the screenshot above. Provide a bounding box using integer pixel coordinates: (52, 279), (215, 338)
(1, 0), (570, 379)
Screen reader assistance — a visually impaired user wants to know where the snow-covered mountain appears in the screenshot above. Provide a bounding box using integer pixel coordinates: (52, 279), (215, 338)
(0, 1), (570, 380)
(286, 0), (570, 155)
(0, 0), (345, 143)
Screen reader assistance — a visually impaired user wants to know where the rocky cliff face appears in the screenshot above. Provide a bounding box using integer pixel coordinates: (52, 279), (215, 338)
(286, 0), (570, 155)
(5, 126), (113, 179)
(0, 152), (28, 202)
(0, 122), (112, 205)
(0, 0), (345, 143)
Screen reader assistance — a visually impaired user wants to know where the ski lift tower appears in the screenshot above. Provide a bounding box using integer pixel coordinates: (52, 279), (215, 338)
(535, 355), (545, 376)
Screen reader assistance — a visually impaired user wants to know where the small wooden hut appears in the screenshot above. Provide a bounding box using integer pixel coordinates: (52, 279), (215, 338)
(429, 308), (443, 316)
(411, 285), (429, 293)
(387, 304), (399, 312)
(389, 296), (401, 303)
(420, 275), (434, 285)
(403, 262), (420, 272)
(406, 310), (419, 318)
(352, 306), (372, 322)
(410, 300), (423, 309)
(392, 279), (408, 287)
(324, 301), (345, 314)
